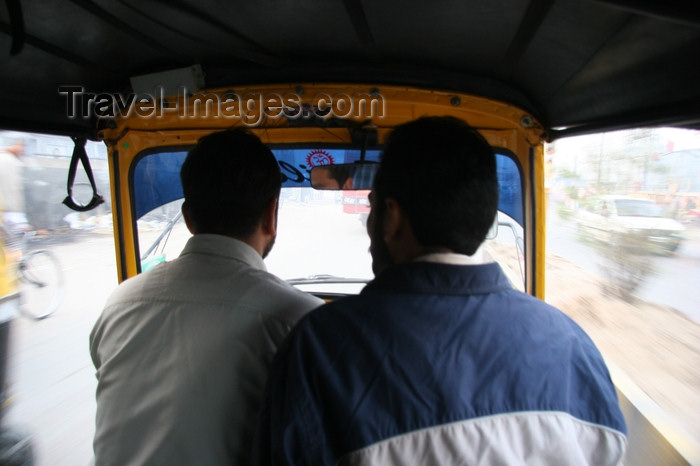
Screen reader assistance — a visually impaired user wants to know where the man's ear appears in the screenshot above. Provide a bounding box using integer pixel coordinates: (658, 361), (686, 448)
(181, 201), (195, 234)
(261, 197), (278, 237)
(383, 197), (424, 262)
(382, 198), (404, 242)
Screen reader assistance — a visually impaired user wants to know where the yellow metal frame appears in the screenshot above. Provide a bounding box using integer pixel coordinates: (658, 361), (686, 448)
(0, 240), (16, 299)
(99, 84), (546, 297)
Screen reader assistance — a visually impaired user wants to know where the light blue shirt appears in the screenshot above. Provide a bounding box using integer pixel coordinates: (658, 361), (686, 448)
(90, 234), (323, 465)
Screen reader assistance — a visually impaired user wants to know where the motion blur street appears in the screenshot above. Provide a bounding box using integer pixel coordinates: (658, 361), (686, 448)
(547, 202), (700, 323)
(4, 231), (116, 465)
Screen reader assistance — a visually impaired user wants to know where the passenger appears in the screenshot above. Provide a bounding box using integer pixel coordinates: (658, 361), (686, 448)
(90, 129), (323, 465)
(0, 138), (30, 235)
(250, 116), (627, 465)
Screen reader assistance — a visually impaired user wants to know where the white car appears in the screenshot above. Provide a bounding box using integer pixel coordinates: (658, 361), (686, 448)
(577, 195), (684, 252)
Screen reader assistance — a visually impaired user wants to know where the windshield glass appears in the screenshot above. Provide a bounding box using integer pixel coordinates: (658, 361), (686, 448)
(133, 147), (525, 292)
(614, 199), (662, 217)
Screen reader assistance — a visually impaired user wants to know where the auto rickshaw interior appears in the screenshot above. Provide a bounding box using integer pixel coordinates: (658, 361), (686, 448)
(1, 0), (699, 464)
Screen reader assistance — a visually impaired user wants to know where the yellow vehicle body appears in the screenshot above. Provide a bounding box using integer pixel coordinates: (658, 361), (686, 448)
(0, 239), (18, 304)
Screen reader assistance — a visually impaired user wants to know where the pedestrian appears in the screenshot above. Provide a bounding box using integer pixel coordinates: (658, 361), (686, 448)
(0, 137), (29, 235)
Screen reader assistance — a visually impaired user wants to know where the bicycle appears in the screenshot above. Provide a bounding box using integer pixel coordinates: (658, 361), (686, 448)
(1, 226), (64, 320)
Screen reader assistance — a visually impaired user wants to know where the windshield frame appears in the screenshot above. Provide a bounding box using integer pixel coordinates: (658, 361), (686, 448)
(127, 143), (525, 282)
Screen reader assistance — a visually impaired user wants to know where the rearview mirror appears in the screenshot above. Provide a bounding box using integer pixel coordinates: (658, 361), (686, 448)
(310, 163), (378, 190)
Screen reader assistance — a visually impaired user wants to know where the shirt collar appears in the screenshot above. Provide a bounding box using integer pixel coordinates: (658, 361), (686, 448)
(412, 247), (492, 266)
(180, 234), (267, 271)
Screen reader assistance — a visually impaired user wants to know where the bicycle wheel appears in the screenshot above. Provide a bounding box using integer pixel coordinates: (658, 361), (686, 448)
(18, 249), (65, 320)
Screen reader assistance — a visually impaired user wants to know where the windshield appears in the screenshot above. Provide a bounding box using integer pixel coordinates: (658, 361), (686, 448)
(133, 146), (525, 293)
(614, 199), (663, 217)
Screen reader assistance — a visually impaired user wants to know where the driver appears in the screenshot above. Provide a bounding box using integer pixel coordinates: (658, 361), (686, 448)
(90, 129), (323, 465)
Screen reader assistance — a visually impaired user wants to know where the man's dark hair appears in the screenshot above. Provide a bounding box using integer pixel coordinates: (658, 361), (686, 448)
(373, 116), (498, 255)
(180, 128), (281, 236)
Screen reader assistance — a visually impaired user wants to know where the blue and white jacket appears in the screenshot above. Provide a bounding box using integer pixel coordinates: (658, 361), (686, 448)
(251, 261), (627, 465)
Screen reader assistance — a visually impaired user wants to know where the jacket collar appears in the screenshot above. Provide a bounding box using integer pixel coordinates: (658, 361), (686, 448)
(365, 261), (513, 296)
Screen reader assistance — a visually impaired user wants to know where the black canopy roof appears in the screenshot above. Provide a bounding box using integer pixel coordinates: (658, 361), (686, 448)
(1, 0), (699, 140)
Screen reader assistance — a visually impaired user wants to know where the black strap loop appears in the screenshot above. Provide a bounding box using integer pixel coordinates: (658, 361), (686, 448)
(6, 0), (25, 56)
(63, 137), (105, 212)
